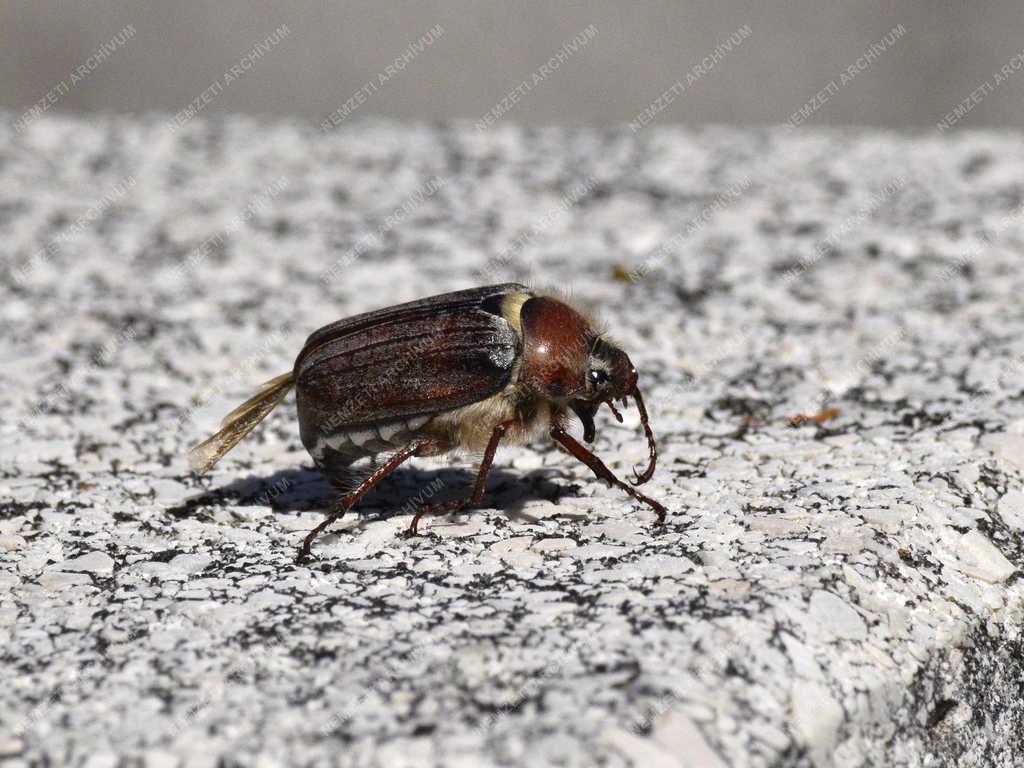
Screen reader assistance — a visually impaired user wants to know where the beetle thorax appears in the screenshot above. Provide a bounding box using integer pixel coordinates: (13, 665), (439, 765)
(517, 296), (592, 401)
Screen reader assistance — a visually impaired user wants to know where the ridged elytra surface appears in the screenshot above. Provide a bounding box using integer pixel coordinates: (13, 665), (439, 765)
(294, 283), (520, 466)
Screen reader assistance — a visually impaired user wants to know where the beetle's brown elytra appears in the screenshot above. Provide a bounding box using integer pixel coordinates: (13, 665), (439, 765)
(188, 283), (665, 559)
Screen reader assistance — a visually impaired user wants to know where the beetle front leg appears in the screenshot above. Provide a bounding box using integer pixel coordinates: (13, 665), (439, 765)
(407, 421), (511, 535)
(549, 426), (666, 522)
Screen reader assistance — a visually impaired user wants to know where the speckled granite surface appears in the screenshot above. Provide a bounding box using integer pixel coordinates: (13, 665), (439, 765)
(2, 114), (1023, 767)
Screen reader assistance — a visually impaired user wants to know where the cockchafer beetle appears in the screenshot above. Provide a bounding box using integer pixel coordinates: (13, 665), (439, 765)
(189, 283), (665, 559)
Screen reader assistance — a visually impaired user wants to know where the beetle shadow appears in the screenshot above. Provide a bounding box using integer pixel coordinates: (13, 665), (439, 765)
(168, 463), (588, 527)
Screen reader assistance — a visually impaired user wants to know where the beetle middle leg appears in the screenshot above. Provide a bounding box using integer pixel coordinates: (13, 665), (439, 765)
(300, 440), (432, 560)
(407, 421), (511, 536)
(549, 425), (666, 522)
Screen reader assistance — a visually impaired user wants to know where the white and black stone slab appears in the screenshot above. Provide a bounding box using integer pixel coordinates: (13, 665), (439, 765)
(1, 114), (1022, 767)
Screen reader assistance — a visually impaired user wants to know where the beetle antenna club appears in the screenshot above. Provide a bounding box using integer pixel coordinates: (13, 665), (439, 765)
(188, 283), (667, 558)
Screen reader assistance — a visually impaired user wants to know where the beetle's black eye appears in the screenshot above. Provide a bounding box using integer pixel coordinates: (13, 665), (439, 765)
(589, 369), (610, 386)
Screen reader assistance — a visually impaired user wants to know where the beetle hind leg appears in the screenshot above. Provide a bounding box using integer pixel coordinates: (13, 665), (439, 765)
(299, 440), (427, 561)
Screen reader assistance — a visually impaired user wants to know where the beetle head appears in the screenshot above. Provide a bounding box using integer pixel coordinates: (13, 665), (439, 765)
(584, 336), (637, 402)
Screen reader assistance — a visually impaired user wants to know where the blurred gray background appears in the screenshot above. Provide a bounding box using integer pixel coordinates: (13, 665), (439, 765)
(3, 0), (1022, 130)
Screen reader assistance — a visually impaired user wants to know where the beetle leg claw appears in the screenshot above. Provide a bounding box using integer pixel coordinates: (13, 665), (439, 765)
(407, 498), (469, 536)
